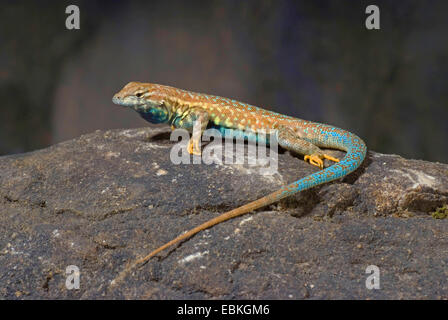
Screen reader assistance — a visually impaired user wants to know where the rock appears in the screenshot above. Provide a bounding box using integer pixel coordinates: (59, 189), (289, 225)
(0, 127), (447, 299)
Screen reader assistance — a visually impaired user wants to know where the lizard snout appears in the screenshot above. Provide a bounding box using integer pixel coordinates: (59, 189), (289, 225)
(112, 94), (123, 105)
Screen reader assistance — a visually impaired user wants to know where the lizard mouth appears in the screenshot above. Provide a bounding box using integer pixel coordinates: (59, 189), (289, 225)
(112, 96), (145, 108)
(112, 97), (123, 105)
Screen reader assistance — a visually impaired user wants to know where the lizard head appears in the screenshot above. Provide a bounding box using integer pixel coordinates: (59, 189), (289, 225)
(112, 82), (169, 124)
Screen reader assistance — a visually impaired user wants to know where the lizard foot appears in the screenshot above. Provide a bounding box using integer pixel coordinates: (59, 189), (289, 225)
(304, 153), (340, 169)
(323, 154), (340, 163)
(187, 138), (202, 156)
(304, 154), (324, 169)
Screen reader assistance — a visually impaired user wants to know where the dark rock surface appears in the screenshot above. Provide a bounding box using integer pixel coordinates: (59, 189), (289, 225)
(0, 127), (447, 299)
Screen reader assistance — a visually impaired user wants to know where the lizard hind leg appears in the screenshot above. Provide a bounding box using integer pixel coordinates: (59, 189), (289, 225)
(277, 126), (339, 169)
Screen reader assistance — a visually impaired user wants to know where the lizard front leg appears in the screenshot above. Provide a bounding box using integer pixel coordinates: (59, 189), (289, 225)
(277, 126), (339, 169)
(172, 109), (210, 156)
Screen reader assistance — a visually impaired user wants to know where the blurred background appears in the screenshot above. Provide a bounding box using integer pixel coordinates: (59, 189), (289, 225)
(0, 0), (447, 162)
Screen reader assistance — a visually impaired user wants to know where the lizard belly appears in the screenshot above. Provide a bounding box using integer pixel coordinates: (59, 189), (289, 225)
(208, 124), (271, 144)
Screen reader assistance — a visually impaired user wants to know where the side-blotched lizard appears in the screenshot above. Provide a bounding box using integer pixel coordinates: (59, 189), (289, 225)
(112, 82), (367, 271)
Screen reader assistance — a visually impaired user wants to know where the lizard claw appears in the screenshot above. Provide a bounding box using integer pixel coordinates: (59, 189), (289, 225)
(187, 138), (202, 156)
(323, 154), (340, 163)
(304, 153), (340, 169)
(304, 154), (324, 169)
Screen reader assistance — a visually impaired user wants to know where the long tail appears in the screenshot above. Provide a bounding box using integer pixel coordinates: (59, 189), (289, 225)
(110, 129), (366, 287)
(134, 130), (367, 264)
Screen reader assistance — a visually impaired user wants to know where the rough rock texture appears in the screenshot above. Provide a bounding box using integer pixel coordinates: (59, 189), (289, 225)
(0, 127), (447, 299)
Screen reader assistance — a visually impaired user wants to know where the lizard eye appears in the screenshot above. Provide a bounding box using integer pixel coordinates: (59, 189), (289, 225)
(136, 92), (143, 97)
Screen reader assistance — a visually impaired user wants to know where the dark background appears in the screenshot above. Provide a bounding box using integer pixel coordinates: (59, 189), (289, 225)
(1, 0), (447, 162)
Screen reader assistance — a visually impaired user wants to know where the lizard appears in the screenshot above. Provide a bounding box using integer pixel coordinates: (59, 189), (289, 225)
(112, 81), (367, 272)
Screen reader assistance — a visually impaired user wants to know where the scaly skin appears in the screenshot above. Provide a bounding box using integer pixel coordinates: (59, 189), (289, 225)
(111, 82), (367, 280)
